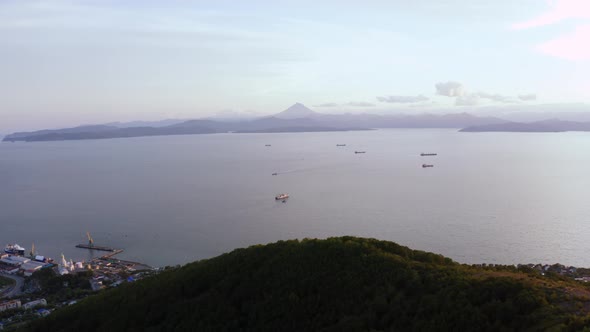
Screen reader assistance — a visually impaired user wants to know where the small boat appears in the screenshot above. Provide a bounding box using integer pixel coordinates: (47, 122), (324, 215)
(336, 144), (346, 147)
(420, 153), (437, 156)
(275, 193), (289, 200)
(354, 151), (366, 154)
(4, 243), (26, 255)
(272, 173), (278, 176)
(422, 164), (434, 168)
(265, 144), (271, 147)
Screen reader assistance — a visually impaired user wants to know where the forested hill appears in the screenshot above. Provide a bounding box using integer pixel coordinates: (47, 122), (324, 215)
(22, 237), (590, 331)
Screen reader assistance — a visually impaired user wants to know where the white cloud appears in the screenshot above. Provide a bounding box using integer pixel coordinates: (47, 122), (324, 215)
(455, 92), (522, 106)
(435, 82), (465, 97)
(475, 92), (516, 103)
(518, 94), (537, 101)
(377, 95), (429, 103)
(435, 81), (531, 106)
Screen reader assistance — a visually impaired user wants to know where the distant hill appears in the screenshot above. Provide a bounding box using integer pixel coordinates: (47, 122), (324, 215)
(460, 119), (590, 132)
(2, 125), (218, 142)
(3, 103), (507, 142)
(274, 102), (319, 119)
(205, 110), (260, 122)
(22, 237), (590, 331)
(479, 103), (590, 123)
(105, 119), (187, 128)
(4, 125), (119, 141)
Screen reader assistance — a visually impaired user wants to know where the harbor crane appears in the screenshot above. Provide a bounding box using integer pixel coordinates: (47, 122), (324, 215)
(87, 232), (94, 247)
(76, 232), (117, 252)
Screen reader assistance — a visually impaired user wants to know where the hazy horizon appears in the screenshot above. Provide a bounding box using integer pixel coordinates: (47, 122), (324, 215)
(5, 102), (590, 135)
(1, 0), (589, 132)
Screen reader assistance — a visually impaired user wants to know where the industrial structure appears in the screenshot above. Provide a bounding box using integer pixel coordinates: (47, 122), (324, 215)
(75, 232), (117, 252)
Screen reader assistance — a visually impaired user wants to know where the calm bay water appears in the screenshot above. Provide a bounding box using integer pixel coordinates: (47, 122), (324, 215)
(1, 129), (590, 267)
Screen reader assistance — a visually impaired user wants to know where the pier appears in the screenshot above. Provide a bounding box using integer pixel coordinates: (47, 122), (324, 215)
(99, 249), (124, 259)
(75, 232), (120, 253)
(75, 244), (119, 252)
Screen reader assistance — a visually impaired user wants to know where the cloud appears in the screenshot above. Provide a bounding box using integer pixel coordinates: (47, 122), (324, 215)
(435, 81), (529, 105)
(346, 101), (376, 107)
(518, 94), (537, 101)
(313, 103), (339, 107)
(475, 92), (516, 103)
(376, 95), (429, 103)
(435, 82), (465, 97)
(455, 92), (522, 106)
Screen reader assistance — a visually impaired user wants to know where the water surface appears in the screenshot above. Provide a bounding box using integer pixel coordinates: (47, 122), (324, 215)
(1, 129), (589, 267)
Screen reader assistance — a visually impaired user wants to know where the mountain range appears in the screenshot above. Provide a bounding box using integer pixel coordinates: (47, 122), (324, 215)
(7, 103), (589, 142)
(2, 103), (507, 142)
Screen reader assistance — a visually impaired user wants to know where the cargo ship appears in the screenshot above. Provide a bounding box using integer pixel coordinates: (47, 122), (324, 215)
(4, 243), (26, 255)
(420, 153), (437, 156)
(336, 144), (346, 147)
(354, 151), (366, 154)
(275, 193), (289, 200)
(422, 164), (434, 168)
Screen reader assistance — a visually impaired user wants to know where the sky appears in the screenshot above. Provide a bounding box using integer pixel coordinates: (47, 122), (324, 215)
(1, 0), (589, 132)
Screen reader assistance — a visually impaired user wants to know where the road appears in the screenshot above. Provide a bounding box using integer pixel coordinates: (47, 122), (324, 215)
(0, 273), (24, 298)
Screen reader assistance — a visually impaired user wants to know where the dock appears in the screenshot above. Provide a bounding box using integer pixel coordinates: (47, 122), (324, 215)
(99, 249), (124, 259)
(75, 232), (119, 253)
(75, 244), (117, 252)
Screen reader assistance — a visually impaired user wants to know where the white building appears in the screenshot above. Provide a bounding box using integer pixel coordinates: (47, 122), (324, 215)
(34, 255), (46, 262)
(0, 258), (20, 267)
(20, 261), (45, 277)
(0, 300), (21, 312)
(0, 256), (30, 266)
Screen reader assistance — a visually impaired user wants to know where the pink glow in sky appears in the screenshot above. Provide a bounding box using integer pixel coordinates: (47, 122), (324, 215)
(513, 0), (590, 61)
(512, 0), (590, 29)
(538, 24), (590, 61)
